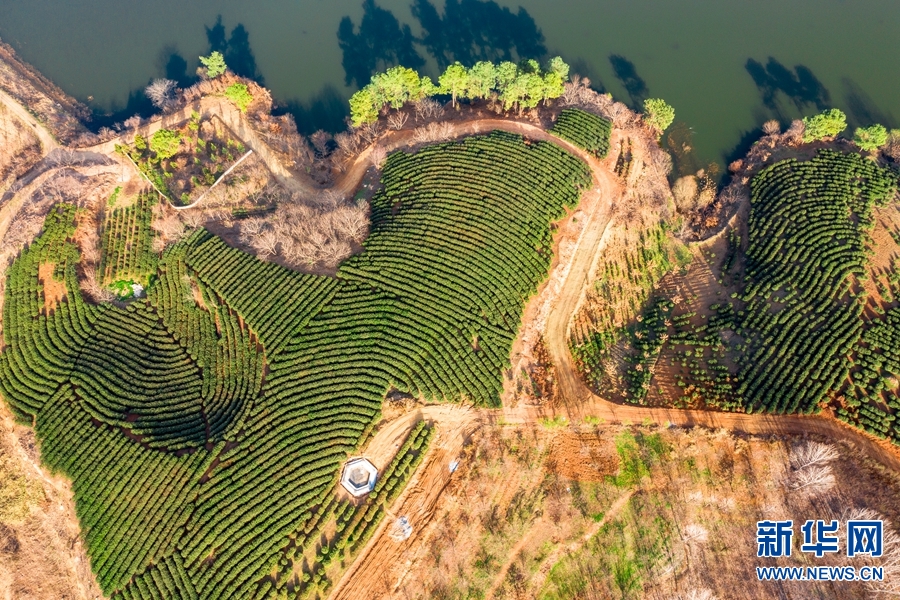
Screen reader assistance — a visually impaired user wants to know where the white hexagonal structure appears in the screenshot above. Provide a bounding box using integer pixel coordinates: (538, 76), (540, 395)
(340, 458), (378, 497)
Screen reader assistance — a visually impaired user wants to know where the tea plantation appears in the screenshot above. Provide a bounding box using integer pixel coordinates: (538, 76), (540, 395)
(0, 132), (590, 599)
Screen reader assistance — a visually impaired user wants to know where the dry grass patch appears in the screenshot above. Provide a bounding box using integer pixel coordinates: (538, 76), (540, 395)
(384, 423), (900, 600)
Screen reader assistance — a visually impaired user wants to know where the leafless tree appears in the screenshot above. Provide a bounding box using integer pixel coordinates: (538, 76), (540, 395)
(309, 130), (332, 156)
(789, 441), (838, 471)
(783, 119), (805, 145)
(80, 269), (114, 303)
(145, 78), (178, 111)
(788, 464), (835, 494)
(682, 523), (709, 545)
(123, 115), (142, 130)
(884, 129), (900, 163)
(719, 180), (748, 207)
(238, 217), (265, 244)
(762, 120), (781, 136)
(96, 127), (116, 141)
(411, 122), (456, 145)
(253, 229), (279, 258)
(181, 210), (205, 229)
(370, 145), (387, 170)
(387, 111), (409, 131)
(333, 204), (369, 242)
(314, 189), (342, 210)
(358, 122), (382, 145)
(334, 131), (361, 157)
(414, 98), (444, 121)
(152, 211), (187, 246)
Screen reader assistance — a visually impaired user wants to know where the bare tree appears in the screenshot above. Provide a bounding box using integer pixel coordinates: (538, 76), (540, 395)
(884, 129), (900, 163)
(253, 230), (279, 258)
(358, 122), (382, 145)
(80, 269), (114, 303)
(762, 120), (781, 136)
(789, 441), (839, 470)
(181, 210), (205, 229)
(333, 204), (369, 242)
(238, 217), (265, 244)
(123, 115), (143, 130)
(334, 131), (361, 157)
(370, 145), (387, 170)
(783, 119), (805, 145)
(387, 111), (409, 131)
(788, 464), (835, 494)
(309, 130), (332, 156)
(145, 79), (178, 111)
(414, 98), (444, 121)
(682, 523), (709, 545)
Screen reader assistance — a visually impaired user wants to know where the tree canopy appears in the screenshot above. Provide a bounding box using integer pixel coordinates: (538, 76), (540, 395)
(349, 66), (435, 127)
(149, 129), (182, 160)
(643, 98), (675, 133)
(199, 51), (227, 79)
(224, 83), (253, 113)
(801, 108), (847, 143)
(438, 63), (470, 108)
(348, 57), (571, 127)
(853, 124), (888, 152)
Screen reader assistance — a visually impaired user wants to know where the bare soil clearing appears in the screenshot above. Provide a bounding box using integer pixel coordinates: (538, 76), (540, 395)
(0, 403), (102, 600)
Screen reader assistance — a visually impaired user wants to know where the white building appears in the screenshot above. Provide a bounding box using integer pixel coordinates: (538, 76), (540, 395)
(340, 457), (378, 497)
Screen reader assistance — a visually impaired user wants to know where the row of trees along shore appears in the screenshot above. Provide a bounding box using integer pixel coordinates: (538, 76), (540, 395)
(349, 58), (571, 127)
(348, 57), (678, 137)
(800, 107), (895, 152)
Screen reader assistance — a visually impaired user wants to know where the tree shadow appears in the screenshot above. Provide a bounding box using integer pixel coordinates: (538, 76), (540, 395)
(568, 57), (606, 93)
(156, 45), (194, 88)
(88, 87), (156, 132)
(411, 0), (547, 69)
(841, 77), (896, 129)
(279, 85), (349, 135)
(608, 55), (647, 108)
(722, 126), (764, 172)
(744, 57), (829, 118)
(205, 15), (264, 83)
(338, 0), (425, 88)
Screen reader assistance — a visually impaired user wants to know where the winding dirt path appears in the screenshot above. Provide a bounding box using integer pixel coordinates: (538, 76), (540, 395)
(0, 87), (59, 153)
(328, 405), (482, 600)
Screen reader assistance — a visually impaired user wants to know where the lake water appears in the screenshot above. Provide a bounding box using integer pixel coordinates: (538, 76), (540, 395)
(1, 0), (898, 173)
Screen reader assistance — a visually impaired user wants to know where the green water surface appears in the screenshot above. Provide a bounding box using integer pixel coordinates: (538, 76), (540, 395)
(0, 0), (897, 170)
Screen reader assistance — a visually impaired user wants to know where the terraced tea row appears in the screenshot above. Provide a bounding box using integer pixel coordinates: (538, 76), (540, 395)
(98, 192), (158, 287)
(737, 150), (896, 414)
(572, 148), (900, 446)
(550, 108), (612, 158)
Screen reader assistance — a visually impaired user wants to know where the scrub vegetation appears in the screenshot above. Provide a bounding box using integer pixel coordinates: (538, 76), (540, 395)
(388, 422), (900, 600)
(117, 111), (248, 205)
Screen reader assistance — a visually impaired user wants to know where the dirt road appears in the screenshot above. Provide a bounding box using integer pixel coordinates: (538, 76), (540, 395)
(0, 87), (59, 153)
(328, 404), (482, 600)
